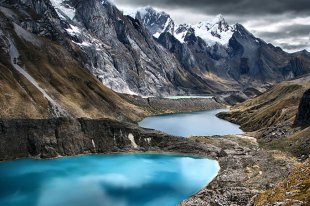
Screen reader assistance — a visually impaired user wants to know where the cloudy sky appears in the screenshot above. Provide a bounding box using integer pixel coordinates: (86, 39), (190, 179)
(112, 0), (310, 53)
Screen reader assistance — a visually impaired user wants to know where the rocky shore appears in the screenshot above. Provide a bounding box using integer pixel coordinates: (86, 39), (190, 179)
(121, 94), (225, 116)
(180, 135), (297, 206)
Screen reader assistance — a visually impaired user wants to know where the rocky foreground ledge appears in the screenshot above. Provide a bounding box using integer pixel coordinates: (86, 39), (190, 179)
(0, 118), (297, 205)
(180, 136), (297, 206)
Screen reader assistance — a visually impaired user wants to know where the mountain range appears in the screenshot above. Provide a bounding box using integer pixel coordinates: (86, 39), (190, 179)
(130, 6), (310, 92)
(1, 0), (310, 101)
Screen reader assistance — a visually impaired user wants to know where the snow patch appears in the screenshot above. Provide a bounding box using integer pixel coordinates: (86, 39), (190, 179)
(92, 139), (96, 148)
(65, 24), (81, 36)
(153, 32), (161, 38)
(74, 41), (92, 47)
(50, 0), (76, 20)
(174, 25), (191, 43)
(128, 133), (138, 149)
(146, 138), (151, 144)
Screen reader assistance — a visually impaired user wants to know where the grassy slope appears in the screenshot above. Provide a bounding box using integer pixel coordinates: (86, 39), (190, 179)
(218, 80), (308, 132)
(218, 76), (310, 155)
(216, 77), (310, 205)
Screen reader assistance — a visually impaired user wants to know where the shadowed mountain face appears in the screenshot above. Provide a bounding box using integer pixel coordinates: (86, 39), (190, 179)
(295, 88), (310, 126)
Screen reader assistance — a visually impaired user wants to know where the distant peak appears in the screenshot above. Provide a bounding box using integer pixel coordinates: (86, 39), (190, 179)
(140, 6), (154, 11)
(128, 6), (170, 20)
(139, 6), (169, 16)
(210, 14), (228, 26)
(101, 0), (114, 5)
(177, 24), (191, 29)
(196, 14), (229, 29)
(215, 14), (224, 22)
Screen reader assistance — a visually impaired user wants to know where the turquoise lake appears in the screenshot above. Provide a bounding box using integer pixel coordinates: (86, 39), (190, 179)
(0, 154), (219, 206)
(139, 109), (243, 137)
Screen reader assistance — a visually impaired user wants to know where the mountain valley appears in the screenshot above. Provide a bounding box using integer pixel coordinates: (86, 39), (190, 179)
(0, 0), (309, 206)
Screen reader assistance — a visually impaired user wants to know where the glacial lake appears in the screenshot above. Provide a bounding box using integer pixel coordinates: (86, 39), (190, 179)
(0, 154), (219, 206)
(139, 109), (243, 137)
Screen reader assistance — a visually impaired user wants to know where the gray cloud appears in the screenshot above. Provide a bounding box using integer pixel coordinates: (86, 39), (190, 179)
(276, 42), (310, 51)
(256, 24), (310, 39)
(114, 0), (310, 15)
(113, 0), (310, 52)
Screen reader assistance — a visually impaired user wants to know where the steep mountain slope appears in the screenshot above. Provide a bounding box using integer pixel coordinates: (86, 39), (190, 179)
(0, 1), (148, 121)
(130, 7), (310, 92)
(1, 0), (225, 97)
(50, 0), (224, 95)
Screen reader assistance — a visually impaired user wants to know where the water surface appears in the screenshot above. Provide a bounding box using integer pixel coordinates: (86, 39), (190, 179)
(139, 109), (243, 137)
(0, 154), (219, 206)
(165, 96), (213, 100)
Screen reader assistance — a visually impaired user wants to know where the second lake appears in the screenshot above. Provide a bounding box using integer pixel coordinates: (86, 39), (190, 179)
(139, 109), (243, 137)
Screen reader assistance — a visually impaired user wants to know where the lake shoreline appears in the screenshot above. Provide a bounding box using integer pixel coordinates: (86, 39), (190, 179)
(0, 116), (297, 205)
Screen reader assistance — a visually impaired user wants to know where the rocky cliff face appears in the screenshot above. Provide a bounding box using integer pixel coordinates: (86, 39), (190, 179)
(0, 118), (218, 161)
(295, 89), (310, 126)
(70, 0), (187, 95)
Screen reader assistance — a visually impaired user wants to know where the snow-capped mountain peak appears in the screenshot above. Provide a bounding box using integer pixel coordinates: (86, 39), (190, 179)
(127, 6), (235, 46)
(191, 14), (235, 46)
(126, 6), (175, 38)
(196, 14), (230, 32)
(174, 24), (192, 43)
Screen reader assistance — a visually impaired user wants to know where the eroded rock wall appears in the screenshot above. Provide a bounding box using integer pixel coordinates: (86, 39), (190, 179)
(0, 118), (219, 161)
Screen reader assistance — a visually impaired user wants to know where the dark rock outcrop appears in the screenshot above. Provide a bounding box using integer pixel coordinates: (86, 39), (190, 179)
(0, 118), (219, 161)
(295, 88), (310, 126)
